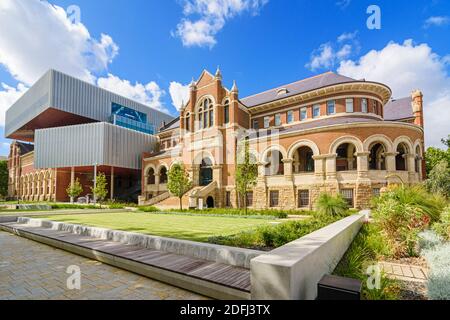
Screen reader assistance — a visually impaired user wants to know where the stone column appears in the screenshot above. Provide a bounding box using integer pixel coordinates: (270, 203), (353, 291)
(407, 154), (417, 183)
(155, 173), (161, 194)
(323, 154), (339, 196)
(356, 152), (372, 209)
(190, 164), (200, 187)
(282, 158), (294, 182)
(254, 162), (268, 209)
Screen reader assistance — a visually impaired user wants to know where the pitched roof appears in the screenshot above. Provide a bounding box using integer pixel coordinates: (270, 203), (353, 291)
(240, 72), (358, 108)
(16, 141), (34, 155)
(159, 117), (180, 132)
(384, 97), (414, 121)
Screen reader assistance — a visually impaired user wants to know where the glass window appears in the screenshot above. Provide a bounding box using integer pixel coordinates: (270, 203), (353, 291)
(224, 104), (229, 124)
(372, 100), (377, 113)
(298, 190), (310, 208)
(209, 109), (214, 127)
(361, 98), (368, 113)
(340, 189), (354, 207)
(269, 191), (279, 207)
(275, 113), (281, 126)
(313, 104), (321, 118)
(264, 116), (270, 128)
(300, 107), (307, 121)
(327, 100), (335, 115)
(346, 98), (354, 112)
(226, 191), (231, 207)
(287, 110), (294, 123)
(252, 119), (259, 129)
(372, 188), (381, 197)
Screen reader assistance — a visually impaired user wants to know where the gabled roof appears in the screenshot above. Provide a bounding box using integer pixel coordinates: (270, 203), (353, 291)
(240, 72), (358, 107)
(16, 141), (34, 155)
(159, 117), (180, 132)
(384, 97), (414, 121)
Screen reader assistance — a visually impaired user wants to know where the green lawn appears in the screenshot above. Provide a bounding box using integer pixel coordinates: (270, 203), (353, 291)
(38, 212), (276, 242)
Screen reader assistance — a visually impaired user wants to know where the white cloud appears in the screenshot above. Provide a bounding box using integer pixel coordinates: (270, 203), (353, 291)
(169, 82), (190, 111)
(0, 0), (119, 86)
(424, 16), (450, 28)
(306, 31), (359, 71)
(0, 83), (27, 126)
(97, 74), (168, 114)
(174, 0), (268, 48)
(338, 39), (450, 148)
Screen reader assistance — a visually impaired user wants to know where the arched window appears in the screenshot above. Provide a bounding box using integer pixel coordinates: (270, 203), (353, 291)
(265, 150), (284, 176)
(197, 98), (213, 129)
(292, 146), (315, 173)
(368, 143), (386, 170)
(396, 143), (408, 171)
(185, 112), (191, 132)
(147, 168), (155, 185)
(223, 100), (230, 124)
(336, 143), (357, 171)
(200, 158), (213, 186)
(159, 167), (168, 184)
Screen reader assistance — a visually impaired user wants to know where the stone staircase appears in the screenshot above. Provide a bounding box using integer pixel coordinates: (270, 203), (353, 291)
(153, 182), (218, 210)
(139, 191), (170, 206)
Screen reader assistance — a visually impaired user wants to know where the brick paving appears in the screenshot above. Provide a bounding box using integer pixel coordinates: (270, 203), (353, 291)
(0, 231), (206, 300)
(379, 261), (428, 283)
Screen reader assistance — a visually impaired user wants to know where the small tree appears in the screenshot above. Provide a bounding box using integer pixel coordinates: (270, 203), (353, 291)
(167, 163), (192, 211)
(91, 173), (108, 204)
(235, 140), (258, 214)
(66, 178), (83, 203)
(426, 160), (450, 198)
(0, 160), (8, 199)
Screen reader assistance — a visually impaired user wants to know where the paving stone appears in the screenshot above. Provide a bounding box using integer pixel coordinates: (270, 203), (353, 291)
(0, 231), (206, 300)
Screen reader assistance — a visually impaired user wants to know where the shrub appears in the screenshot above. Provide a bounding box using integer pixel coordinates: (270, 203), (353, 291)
(210, 213), (344, 249)
(315, 193), (348, 217)
(372, 185), (446, 257)
(334, 224), (400, 300)
(168, 208), (291, 219)
(425, 160), (450, 198)
(418, 230), (443, 251)
(138, 206), (160, 212)
(432, 206), (450, 240)
(50, 203), (100, 210)
(108, 203), (125, 209)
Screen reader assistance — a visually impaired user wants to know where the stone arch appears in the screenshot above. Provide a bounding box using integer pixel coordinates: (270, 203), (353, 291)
(329, 136), (364, 154)
(413, 140), (424, 175)
(363, 134), (394, 153)
(260, 145), (288, 163)
(193, 151), (216, 166)
(158, 164), (169, 184)
(393, 136), (413, 154)
(287, 139), (320, 159)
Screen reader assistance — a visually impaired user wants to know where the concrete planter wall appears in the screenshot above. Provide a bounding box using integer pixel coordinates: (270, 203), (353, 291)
(16, 217), (262, 268)
(250, 211), (368, 300)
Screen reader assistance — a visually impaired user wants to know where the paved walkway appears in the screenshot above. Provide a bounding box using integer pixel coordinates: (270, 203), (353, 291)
(379, 261), (428, 283)
(0, 231), (206, 300)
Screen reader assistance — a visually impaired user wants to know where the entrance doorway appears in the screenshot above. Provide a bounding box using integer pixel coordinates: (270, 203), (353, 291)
(206, 196), (214, 208)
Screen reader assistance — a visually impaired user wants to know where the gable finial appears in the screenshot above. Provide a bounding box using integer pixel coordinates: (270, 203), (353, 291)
(215, 66), (222, 80)
(189, 77), (196, 90)
(231, 80), (238, 94)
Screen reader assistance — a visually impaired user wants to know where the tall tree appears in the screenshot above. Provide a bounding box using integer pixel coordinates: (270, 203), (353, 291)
(167, 163), (192, 211)
(66, 178), (83, 203)
(426, 160), (450, 198)
(91, 173), (108, 204)
(235, 139), (258, 214)
(0, 161), (8, 198)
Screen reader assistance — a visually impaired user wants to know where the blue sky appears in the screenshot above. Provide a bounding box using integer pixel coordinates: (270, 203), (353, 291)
(1, 0), (449, 156)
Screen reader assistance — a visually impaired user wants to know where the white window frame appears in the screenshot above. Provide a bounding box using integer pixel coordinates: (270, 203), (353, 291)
(313, 104), (321, 118)
(264, 116), (270, 128)
(287, 110), (294, 123)
(300, 107), (307, 121)
(361, 98), (368, 113)
(346, 98), (354, 113)
(275, 113), (281, 126)
(327, 100), (336, 115)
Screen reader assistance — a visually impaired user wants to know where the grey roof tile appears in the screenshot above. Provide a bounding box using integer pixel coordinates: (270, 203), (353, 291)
(384, 97), (414, 121)
(240, 72), (357, 107)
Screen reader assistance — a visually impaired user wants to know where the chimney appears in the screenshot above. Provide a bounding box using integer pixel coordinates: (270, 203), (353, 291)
(411, 90), (424, 127)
